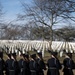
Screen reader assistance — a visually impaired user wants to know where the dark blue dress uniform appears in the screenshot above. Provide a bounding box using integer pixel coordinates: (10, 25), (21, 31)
(14, 59), (19, 75)
(63, 53), (75, 75)
(0, 52), (5, 75)
(47, 51), (62, 75)
(18, 54), (27, 75)
(36, 52), (46, 75)
(11, 53), (19, 75)
(5, 54), (12, 75)
(5, 53), (19, 75)
(29, 54), (38, 75)
(24, 54), (31, 75)
(5, 58), (15, 75)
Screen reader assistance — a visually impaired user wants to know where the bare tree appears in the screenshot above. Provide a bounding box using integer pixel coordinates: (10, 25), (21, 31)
(0, 2), (3, 21)
(31, 26), (50, 40)
(55, 26), (75, 41)
(18, 0), (75, 49)
(54, 26), (75, 51)
(0, 23), (33, 40)
(0, 2), (6, 39)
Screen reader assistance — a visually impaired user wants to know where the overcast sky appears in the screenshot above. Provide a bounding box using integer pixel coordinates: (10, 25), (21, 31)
(0, 0), (32, 22)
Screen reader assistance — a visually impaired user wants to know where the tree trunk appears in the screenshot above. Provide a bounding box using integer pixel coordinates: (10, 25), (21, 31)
(49, 14), (53, 50)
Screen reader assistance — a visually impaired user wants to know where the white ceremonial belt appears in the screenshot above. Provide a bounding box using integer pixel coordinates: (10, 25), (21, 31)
(49, 67), (56, 69)
(9, 70), (14, 71)
(68, 68), (71, 69)
(30, 70), (36, 72)
(21, 68), (24, 72)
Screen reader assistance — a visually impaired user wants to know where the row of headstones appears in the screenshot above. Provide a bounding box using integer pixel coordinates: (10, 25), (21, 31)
(0, 41), (75, 57)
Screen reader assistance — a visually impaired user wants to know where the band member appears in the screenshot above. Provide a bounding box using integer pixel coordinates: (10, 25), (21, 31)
(36, 51), (46, 75)
(18, 54), (27, 75)
(47, 51), (62, 75)
(29, 54), (38, 75)
(63, 53), (75, 75)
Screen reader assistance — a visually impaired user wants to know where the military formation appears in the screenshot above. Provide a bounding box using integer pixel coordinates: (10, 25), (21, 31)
(0, 49), (75, 75)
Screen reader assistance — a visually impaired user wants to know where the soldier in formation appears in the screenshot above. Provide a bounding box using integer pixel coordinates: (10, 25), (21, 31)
(18, 53), (30, 75)
(36, 51), (46, 75)
(5, 53), (19, 75)
(18, 54), (27, 75)
(47, 51), (62, 75)
(5, 53), (12, 75)
(0, 49), (75, 75)
(0, 52), (5, 75)
(29, 54), (38, 75)
(24, 54), (31, 75)
(12, 53), (19, 75)
(63, 53), (75, 75)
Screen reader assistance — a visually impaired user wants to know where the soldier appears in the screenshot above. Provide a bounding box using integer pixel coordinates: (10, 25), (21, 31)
(29, 54), (38, 75)
(36, 51), (46, 75)
(24, 54), (31, 75)
(11, 53), (19, 75)
(5, 53), (11, 75)
(0, 52), (5, 75)
(18, 54), (27, 75)
(5, 53), (15, 75)
(63, 53), (75, 75)
(47, 51), (62, 75)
